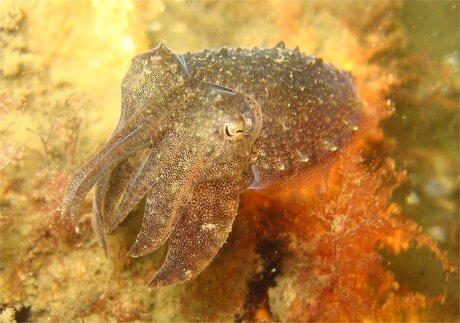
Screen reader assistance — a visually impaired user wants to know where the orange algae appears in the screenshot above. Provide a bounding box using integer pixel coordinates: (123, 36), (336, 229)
(237, 139), (451, 321)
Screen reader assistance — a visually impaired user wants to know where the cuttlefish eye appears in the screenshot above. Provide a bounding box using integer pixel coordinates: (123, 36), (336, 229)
(221, 115), (251, 140)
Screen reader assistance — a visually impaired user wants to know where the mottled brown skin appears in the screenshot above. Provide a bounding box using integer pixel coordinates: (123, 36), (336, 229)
(183, 44), (361, 188)
(61, 41), (362, 288)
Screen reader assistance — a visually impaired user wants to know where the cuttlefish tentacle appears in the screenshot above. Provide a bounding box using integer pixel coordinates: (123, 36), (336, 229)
(92, 45), (189, 227)
(94, 85), (148, 227)
(100, 151), (146, 227)
(148, 180), (240, 289)
(106, 134), (180, 231)
(127, 143), (208, 257)
(92, 104), (163, 244)
(94, 159), (121, 227)
(95, 94), (175, 226)
(91, 193), (108, 253)
(93, 172), (109, 219)
(61, 109), (160, 223)
(93, 151), (133, 249)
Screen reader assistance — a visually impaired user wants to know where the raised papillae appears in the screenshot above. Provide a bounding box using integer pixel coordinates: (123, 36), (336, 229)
(61, 41), (363, 288)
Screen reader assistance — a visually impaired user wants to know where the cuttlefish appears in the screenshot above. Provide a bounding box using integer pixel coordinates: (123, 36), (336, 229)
(61, 41), (362, 288)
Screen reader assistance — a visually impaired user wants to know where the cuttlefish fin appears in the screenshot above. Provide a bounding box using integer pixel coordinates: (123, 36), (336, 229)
(147, 180), (240, 289)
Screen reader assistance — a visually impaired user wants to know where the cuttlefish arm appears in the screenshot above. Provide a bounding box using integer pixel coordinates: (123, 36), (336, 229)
(92, 155), (141, 252)
(61, 106), (160, 224)
(105, 132), (205, 234)
(105, 133), (183, 231)
(91, 207), (107, 254)
(92, 41), (190, 233)
(126, 143), (206, 257)
(148, 180), (241, 289)
(98, 151), (147, 226)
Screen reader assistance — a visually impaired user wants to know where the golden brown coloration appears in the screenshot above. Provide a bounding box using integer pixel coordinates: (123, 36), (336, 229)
(61, 41), (362, 288)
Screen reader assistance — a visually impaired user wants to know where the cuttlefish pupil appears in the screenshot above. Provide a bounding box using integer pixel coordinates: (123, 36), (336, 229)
(61, 40), (363, 289)
(223, 117), (246, 140)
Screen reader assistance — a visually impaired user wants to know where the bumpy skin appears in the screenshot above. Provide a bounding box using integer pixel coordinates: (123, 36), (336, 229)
(61, 41), (362, 288)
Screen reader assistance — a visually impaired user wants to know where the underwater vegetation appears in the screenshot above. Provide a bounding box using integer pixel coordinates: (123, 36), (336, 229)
(62, 41), (362, 288)
(0, 0), (458, 322)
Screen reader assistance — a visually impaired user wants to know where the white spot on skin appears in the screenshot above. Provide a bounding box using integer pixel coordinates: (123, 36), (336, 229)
(201, 223), (217, 231)
(277, 162), (285, 170)
(300, 154), (310, 163)
(323, 140), (338, 152)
